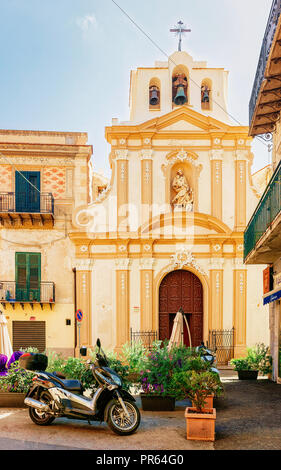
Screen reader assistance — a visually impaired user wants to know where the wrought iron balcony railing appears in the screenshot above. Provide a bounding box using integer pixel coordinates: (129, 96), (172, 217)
(0, 192), (54, 214)
(249, 0), (281, 128)
(0, 281), (55, 305)
(244, 159), (281, 261)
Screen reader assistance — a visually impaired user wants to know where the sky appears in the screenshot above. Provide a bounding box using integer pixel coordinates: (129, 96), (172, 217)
(0, 0), (273, 177)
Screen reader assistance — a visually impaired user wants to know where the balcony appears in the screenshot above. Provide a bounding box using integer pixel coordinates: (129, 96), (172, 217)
(0, 192), (54, 227)
(244, 159), (281, 263)
(0, 281), (55, 309)
(249, 0), (281, 136)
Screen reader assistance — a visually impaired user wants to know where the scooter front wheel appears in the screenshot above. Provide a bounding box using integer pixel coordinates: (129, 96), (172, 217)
(106, 399), (140, 435)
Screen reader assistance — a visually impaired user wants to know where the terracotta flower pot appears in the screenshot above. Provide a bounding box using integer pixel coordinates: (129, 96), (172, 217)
(185, 407), (216, 441)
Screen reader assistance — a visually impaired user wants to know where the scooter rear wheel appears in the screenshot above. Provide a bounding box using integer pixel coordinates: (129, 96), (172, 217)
(106, 399), (140, 435)
(28, 391), (55, 426)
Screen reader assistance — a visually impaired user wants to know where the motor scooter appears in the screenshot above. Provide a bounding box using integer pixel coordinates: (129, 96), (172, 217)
(20, 339), (141, 435)
(196, 341), (220, 375)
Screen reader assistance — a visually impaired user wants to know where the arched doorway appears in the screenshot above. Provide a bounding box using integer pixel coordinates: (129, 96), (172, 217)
(159, 269), (203, 347)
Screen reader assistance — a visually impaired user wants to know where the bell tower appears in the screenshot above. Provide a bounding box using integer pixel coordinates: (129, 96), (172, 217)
(128, 39), (229, 124)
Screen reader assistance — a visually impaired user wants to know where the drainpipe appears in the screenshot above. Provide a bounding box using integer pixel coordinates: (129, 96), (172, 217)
(73, 268), (77, 352)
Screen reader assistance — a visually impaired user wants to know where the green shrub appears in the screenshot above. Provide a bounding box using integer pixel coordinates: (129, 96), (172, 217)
(0, 362), (33, 393)
(230, 343), (272, 374)
(169, 370), (223, 411)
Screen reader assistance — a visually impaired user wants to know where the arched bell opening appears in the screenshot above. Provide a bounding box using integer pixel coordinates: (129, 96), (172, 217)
(201, 78), (212, 111)
(149, 78), (161, 110)
(172, 65), (189, 107)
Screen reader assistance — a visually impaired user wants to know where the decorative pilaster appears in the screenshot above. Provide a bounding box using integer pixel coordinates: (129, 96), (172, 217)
(74, 259), (94, 353)
(209, 258), (224, 331)
(234, 151), (247, 231)
(141, 150), (153, 229)
(139, 258), (155, 331)
(210, 150), (223, 220)
(116, 149), (129, 233)
(115, 259), (131, 352)
(233, 259), (247, 357)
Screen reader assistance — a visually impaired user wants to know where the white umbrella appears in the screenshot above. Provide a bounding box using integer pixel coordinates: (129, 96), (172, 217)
(0, 310), (13, 358)
(168, 309), (192, 351)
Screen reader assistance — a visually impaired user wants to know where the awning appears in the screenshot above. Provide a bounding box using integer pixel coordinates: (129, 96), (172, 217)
(263, 288), (281, 305)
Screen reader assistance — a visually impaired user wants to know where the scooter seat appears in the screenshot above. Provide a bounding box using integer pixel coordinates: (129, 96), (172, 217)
(60, 379), (82, 392)
(47, 373), (83, 392)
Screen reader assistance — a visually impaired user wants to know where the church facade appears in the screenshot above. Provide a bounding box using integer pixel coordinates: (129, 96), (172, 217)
(71, 50), (269, 357)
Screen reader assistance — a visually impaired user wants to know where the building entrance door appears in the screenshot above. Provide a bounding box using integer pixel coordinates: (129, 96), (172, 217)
(159, 269), (203, 347)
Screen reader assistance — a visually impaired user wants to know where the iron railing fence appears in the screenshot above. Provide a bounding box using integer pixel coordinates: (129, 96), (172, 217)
(249, 0), (281, 126)
(208, 328), (235, 365)
(0, 281), (55, 303)
(244, 158), (281, 261)
(0, 192), (54, 214)
(130, 329), (158, 351)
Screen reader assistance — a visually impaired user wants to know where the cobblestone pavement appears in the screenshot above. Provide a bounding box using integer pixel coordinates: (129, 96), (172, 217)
(215, 371), (281, 450)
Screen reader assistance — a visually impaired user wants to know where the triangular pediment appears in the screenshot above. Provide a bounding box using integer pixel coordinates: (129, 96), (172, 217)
(138, 106), (228, 133)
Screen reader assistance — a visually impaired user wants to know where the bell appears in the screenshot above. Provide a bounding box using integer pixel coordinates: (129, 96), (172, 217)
(174, 85), (187, 105)
(150, 88), (159, 106)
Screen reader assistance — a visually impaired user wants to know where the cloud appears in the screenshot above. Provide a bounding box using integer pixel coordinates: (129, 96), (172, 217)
(76, 14), (98, 33)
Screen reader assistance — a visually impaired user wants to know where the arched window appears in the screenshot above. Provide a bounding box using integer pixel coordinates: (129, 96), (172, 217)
(149, 78), (161, 110)
(172, 65), (189, 106)
(201, 79), (212, 110)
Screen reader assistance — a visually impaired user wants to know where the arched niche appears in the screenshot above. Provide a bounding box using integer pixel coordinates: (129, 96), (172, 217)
(162, 150), (202, 212)
(149, 77), (161, 110)
(172, 65), (189, 107)
(201, 78), (212, 111)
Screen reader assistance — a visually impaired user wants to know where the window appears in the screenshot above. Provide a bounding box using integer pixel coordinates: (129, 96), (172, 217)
(15, 253), (41, 302)
(15, 171), (40, 213)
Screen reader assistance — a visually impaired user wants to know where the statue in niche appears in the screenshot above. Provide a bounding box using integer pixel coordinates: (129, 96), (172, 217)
(172, 168), (193, 211)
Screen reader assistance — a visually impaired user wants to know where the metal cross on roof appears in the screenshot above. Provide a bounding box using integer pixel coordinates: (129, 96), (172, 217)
(170, 20), (191, 51)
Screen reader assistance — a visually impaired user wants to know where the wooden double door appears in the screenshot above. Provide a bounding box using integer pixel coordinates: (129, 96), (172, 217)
(159, 270), (203, 347)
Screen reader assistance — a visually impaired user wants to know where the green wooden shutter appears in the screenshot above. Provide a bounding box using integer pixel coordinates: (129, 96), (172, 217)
(15, 171), (40, 213)
(29, 253), (41, 301)
(15, 253), (41, 301)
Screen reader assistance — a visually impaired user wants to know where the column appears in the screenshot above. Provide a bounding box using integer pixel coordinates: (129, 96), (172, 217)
(210, 150), (223, 221)
(139, 258), (155, 331)
(115, 258), (131, 353)
(209, 258), (224, 331)
(74, 259), (94, 355)
(233, 259), (247, 357)
(116, 149), (129, 234)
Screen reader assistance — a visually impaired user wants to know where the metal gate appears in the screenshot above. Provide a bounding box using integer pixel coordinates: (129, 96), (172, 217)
(208, 328), (234, 365)
(130, 329), (158, 350)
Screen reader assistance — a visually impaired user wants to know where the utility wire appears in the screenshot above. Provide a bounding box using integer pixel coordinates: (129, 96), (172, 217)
(110, 0), (271, 151)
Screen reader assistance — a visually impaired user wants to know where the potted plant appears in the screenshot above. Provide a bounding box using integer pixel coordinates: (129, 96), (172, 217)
(139, 344), (177, 411)
(230, 343), (272, 380)
(0, 362), (33, 407)
(138, 341), (211, 411)
(121, 341), (147, 383)
(171, 370), (223, 441)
